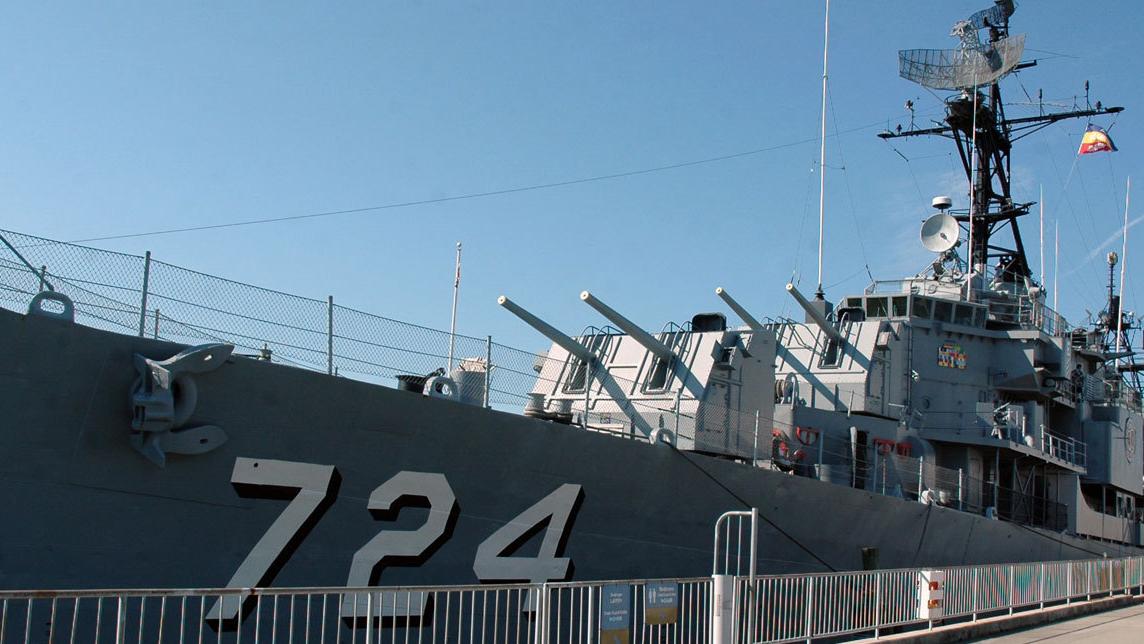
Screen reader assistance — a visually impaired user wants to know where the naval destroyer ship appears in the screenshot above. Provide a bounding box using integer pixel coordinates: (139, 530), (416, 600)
(1, 0), (1141, 611)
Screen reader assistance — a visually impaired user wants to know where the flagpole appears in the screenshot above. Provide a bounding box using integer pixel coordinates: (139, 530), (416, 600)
(448, 241), (462, 373)
(1053, 222), (1059, 312)
(1039, 185), (1045, 287)
(1116, 177), (1130, 367)
(815, 0), (831, 298)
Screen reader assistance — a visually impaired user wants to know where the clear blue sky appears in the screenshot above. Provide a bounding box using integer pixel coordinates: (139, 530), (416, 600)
(2, 1), (1141, 352)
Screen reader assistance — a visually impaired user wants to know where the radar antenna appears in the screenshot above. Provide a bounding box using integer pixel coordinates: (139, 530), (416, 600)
(880, 0), (1123, 294)
(898, 0), (1024, 91)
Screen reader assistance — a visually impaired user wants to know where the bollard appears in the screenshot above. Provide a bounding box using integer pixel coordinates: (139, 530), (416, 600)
(710, 574), (735, 644)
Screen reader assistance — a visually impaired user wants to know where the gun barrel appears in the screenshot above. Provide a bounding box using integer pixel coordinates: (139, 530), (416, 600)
(580, 291), (674, 361)
(785, 283), (845, 344)
(715, 287), (766, 333)
(498, 296), (596, 363)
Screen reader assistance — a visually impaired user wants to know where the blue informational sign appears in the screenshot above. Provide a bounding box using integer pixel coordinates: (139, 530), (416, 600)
(644, 582), (679, 625)
(600, 584), (631, 644)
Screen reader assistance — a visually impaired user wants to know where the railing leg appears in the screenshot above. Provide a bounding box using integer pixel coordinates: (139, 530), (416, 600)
(972, 567), (979, 621)
(1009, 565), (1015, 615)
(874, 574), (881, 639)
(484, 335), (492, 409)
(327, 295), (335, 376)
(138, 251), (151, 337)
(804, 577), (815, 643)
(1039, 562), (1045, 609)
(115, 595), (127, 644)
(710, 575), (734, 644)
(958, 468), (964, 511)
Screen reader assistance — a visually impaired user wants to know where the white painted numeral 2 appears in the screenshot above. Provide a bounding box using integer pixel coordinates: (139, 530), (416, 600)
(342, 472), (457, 619)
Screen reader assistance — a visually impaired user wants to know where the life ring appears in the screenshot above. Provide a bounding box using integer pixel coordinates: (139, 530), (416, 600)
(795, 426), (820, 446)
(873, 438), (896, 456)
(895, 441), (912, 457)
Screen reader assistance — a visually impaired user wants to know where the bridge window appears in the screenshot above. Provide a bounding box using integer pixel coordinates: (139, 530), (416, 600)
(892, 296), (908, 317)
(934, 300), (954, 323)
(866, 297), (889, 318)
(954, 304), (975, 326)
(912, 297), (932, 319)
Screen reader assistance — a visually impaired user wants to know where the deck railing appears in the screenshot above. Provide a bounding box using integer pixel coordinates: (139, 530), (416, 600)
(1, 556), (1141, 643)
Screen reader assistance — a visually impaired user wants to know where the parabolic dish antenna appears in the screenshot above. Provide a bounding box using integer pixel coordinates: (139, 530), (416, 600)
(920, 213), (960, 252)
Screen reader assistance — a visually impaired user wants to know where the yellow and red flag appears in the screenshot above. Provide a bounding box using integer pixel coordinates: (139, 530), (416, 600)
(1078, 124), (1117, 155)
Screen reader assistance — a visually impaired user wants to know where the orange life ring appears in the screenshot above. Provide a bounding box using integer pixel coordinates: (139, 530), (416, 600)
(795, 426), (820, 446)
(873, 438), (895, 455)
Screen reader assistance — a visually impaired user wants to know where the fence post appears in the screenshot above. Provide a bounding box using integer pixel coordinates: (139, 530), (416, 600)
(972, 567), (979, 621)
(958, 468), (964, 511)
(874, 574), (882, 639)
(710, 575), (734, 644)
(533, 583), (549, 644)
(1008, 564), (1015, 614)
(586, 585), (595, 644)
(752, 411), (760, 468)
(1066, 563), (1072, 604)
(327, 296), (334, 376)
(804, 577), (815, 642)
(364, 591), (373, 644)
(872, 449), (879, 494)
(584, 359), (592, 429)
(138, 251), (152, 337)
(154, 308), (160, 339)
(1039, 562), (1045, 609)
(115, 595), (127, 644)
(484, 335), (492, 409)
(817, 429), (825, 480)
(918, 456), (925, 498)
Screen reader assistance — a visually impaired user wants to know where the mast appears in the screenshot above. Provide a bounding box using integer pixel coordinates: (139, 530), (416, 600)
(1115, 178), (1130, 366)
(815, 0), (831, 298)
(879, 1), (1122, 302)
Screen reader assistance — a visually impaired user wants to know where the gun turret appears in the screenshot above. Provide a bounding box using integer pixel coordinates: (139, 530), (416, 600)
(579, 291), (674, 361)
(786, 283), (845, 344)
(715, 287), (766, 333)
(498, 296), (596, 363)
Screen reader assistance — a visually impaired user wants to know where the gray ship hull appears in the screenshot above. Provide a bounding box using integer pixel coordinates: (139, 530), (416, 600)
(1, 307), (1139, 592)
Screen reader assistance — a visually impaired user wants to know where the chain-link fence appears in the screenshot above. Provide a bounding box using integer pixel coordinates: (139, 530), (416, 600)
(1, 229), (528, 407)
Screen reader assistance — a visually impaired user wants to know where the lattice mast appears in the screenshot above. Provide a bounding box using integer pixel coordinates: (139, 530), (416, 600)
(879, 1), (1122, 292)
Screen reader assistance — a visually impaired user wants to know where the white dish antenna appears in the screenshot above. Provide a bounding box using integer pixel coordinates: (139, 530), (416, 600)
(920, 213), (960, 253)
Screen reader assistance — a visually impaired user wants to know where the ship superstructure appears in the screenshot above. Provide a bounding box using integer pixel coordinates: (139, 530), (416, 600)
(505, 0), (1143, 548)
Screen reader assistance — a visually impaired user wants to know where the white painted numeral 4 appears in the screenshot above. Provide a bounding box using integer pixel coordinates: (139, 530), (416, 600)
(207, 458), (338, 623)
(342, 471), (458, 620)
(473, 483), (583, 586)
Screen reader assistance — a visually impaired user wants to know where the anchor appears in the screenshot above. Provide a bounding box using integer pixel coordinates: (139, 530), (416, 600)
(130, 343), (234, 467)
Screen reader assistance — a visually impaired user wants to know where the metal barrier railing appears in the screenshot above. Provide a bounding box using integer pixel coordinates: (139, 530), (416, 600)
(0, 557), (1140, 644)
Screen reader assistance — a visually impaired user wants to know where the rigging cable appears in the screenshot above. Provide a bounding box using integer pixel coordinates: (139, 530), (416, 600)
(65, 117), (908, 245)
(828, 88), (874, 284)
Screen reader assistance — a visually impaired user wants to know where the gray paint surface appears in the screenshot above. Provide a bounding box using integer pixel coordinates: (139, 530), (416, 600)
(0, 308), (1139, 592)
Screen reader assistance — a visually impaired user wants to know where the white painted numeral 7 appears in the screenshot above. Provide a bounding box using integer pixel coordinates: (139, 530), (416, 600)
(207, 458), (338, 622)
(473, 483), (583, 583)
(342, 471), (458, 619)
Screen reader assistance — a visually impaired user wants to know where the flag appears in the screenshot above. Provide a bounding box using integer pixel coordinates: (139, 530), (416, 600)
(1078, 124), (1117, 155)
